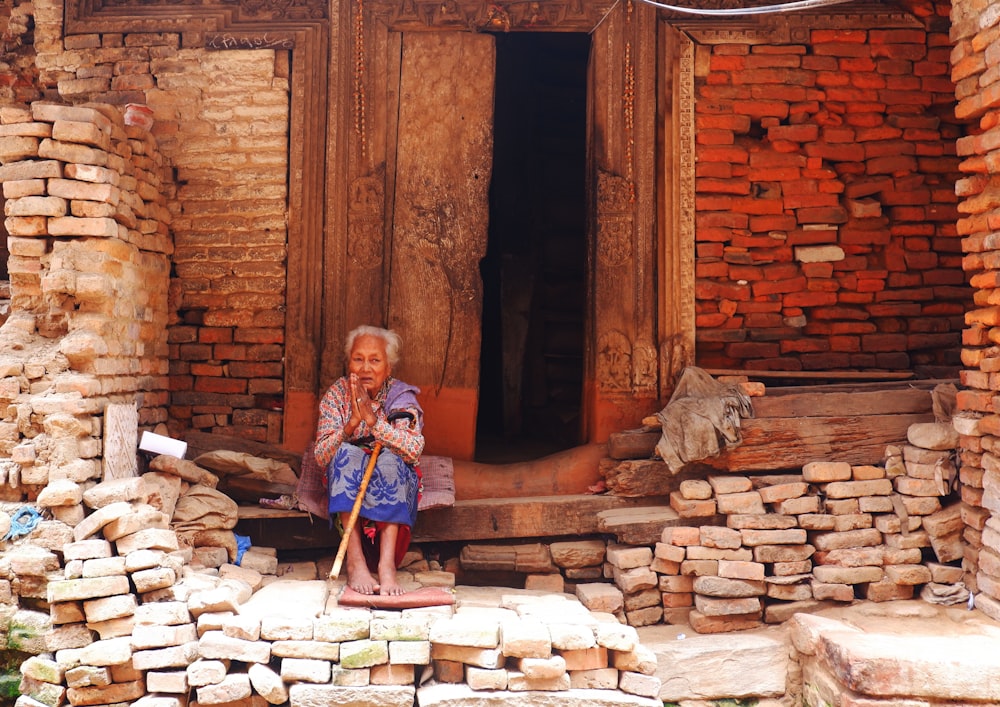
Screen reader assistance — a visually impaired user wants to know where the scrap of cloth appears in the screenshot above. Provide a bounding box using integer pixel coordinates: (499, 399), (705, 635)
(654, 366), (754, 473)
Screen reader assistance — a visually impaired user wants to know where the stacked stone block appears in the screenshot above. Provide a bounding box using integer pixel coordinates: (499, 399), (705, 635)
(581, 417), (967, 633)
(605, 544), (661, 627)
(950, 0), (1000, 624)
(428, 594), (659, 699)
(11, 542), (663, 707)
(953, 406), (1000, 620)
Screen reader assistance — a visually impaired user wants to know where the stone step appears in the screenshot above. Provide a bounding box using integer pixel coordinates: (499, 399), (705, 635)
(791, 613), (1000, 704)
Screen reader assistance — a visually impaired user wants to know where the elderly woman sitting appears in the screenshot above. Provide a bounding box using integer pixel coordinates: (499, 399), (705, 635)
(314, 325), (424, 596)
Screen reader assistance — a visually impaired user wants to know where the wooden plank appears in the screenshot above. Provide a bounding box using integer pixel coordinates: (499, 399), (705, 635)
(596, 505), (712, 545)
(609, 383), (938, 461)
(604, 459), (691, 496)
(411, 494), (671, 543)
(758, 379), (952, 396)
(238, 506), (308, 520)
(707, 412), (933, 470)
(705, 368), (915, 381)
(218, 477), (296, 505)
(604, 412), (935, 490)
(750, 388), (933, 418)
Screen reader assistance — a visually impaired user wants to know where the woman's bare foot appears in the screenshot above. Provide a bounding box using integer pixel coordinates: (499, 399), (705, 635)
(378, 563), (405, 596)
(346, 556), (379, 595)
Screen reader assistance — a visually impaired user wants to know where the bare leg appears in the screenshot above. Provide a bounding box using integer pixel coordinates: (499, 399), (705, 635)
(377, 522), (405, 596)
(340, 512), (379, 594)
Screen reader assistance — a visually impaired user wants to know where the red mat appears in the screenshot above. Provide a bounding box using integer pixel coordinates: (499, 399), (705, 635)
(338, 585), (456, 609)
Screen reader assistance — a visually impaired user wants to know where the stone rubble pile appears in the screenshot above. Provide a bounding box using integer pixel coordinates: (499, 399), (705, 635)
(569, 419), (966, 632)
(7, 453), (661, 707)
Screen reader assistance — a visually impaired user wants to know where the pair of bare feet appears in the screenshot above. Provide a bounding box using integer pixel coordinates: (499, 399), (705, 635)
(346, 556), (406, 596)
(335, 514), (407, 596)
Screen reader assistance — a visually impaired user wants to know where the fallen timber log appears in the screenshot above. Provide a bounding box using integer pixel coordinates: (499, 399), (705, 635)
(603, 380), (948, 497)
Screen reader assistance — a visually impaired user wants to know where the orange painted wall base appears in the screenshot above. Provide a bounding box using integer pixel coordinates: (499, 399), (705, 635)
(283, 390), (319, 453)
(416, 386), (479, 461)
(583, 380), (659, 443)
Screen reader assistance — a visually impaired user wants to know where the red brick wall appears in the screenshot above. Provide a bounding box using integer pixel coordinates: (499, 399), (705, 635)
(693, 21), (969, 374)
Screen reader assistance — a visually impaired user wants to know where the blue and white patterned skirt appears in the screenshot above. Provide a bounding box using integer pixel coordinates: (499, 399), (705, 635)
(326, 442), (419, 528)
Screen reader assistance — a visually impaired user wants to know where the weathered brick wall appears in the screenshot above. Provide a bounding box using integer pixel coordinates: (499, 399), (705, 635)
(151, 51), (290, 444)
(950, 0), (1000, 622)
(694, 18), (969, 374)
(1, 0), (43, 330)
(22, 0), (291, 445)
(0, 101), (172, 507)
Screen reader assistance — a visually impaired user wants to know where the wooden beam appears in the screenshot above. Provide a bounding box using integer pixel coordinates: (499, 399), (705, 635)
(610, 384), (939, 461)
(235, 494), (670, 549)
(604, 412), (934, 491)
(751, 387), (933, 418)
(596, 505), (711, 545)
(704, 369), (915, 380)
(412, 494), (670, 543)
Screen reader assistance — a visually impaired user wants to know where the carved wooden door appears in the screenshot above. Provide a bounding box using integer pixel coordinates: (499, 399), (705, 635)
(385, 32), (496, 461)
(323, 0), (686, 459)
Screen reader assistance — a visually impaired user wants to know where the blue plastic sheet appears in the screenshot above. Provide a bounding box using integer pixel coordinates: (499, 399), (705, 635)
(3, 506), (42, 541)
(234, 533), (252, 565)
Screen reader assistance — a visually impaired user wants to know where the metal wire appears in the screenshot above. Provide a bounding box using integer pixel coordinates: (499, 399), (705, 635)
(636, 0), (859, 16)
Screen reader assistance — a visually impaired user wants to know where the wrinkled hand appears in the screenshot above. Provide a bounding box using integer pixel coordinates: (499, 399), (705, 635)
(349, 374), (377, 428)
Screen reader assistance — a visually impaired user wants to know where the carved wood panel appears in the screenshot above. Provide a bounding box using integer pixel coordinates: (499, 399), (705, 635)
(386, 32), (494, 395)
(582, 0), (662, 438)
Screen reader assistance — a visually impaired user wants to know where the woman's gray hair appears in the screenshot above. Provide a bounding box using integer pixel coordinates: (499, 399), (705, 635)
(344, 325), (402, 366)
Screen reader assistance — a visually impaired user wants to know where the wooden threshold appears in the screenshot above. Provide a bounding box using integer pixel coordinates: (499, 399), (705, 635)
(234, 494), (670, 550)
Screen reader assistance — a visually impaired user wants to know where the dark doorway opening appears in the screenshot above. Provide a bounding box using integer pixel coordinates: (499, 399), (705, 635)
(476, 32), (590, 463)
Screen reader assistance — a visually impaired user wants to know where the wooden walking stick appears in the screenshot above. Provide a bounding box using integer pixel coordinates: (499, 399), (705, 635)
(330, 441), (383, 581)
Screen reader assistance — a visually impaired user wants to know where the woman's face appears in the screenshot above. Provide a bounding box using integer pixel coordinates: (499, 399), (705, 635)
(348, 334), (391, 395)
